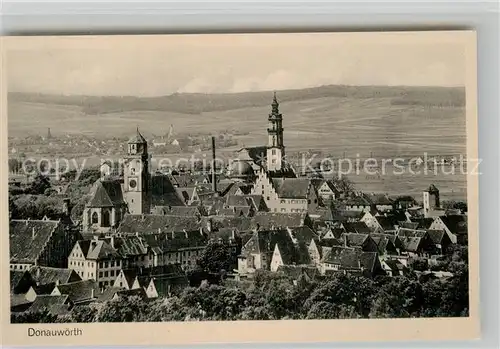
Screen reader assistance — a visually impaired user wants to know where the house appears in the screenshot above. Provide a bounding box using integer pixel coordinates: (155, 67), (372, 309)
(10, 270), (37, 297)
(426, 229), (453, 255)
(366, 194), (394, 212)
(26, 295), (73, 316)
(138, 231), (208, 270)
(342, 233), (379, 253)
(137, 265), (189, 298)
(251, 169), (319, 214)
(252, 212), (313, 230)
(361, 211), (407, 233)
(10, 218), (79, 270)
(153, 205), (203, 217)
(68, 238), (123, 289)
(51, 279), (100, 305)
(151, 174), (187, 207)
(320, 246), (381, 277)
(398, 236), (434, 258)
(117, 214), (201, 234)
(344, 195), (372, 212)
(369, 235), (399, 260)
(29, 266), (82, 292)
(314, 180), (340, 203)
(429, 215), (467, 244)
(381, 259), (406, 276)
(237, 229), (308, 275)
(341, 221), (372, 234)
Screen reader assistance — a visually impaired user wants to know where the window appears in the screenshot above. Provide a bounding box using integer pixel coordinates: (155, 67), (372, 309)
(104, 261), (108, 268)
(266, 196), (270, 201)
(262, 185), (264, 189)
(281, 208), (286, 212)
(308, 199), (311, 204)
(110, 270), (114, 277)
(99, 272), (103, 278)
(91, 212), (99, 224)
(272, 159), (276, 164)
(102, 210), (110, 227)
(104, 271), (108, 277)
(272, 149), (276, 155)
(280, 200), (285, 204)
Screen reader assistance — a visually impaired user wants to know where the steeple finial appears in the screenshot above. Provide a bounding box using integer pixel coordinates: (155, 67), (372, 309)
(271, 91), (279, 114)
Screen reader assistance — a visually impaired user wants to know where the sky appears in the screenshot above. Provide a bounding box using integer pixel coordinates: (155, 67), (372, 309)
(5, 32), (469, 97)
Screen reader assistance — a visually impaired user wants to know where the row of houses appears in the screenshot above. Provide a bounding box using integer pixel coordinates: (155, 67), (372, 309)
(10, 264), (188, 316)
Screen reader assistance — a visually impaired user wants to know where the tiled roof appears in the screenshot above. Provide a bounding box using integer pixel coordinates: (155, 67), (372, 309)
(27, 295), (69, 313)
(439, 215), (467, 234)
(10, 270), (34, 294)
(29, 267), (81, 286)
(87, 179), (125, 207)
(399, 236), (423, 252)
(370, 233), (403, 250)
(345, 196), (372, 206)
(119, 269), (138, 289)
(343, 222), (371, 234)
(276, 265), (320, 280)
(96, 286), (125, 302)
(54, 280), (99, 303)
(253, 212), (307, 229)
(10, 219), (60, 264)
(359, 252), (378, 272)
(201, 216), (253, 232)
(410, 217), (435, 229)
(399, 221), (419, 230)
(245, 195), (268, 211)
(112, 236), (148, 257)
(118, 214), (200, 234)
(153, 205), (200, 216)
(151, 174), (186, 207)
(367, 194), (394, 206)
(426, 230), (446, 244)
(375, 216), (399, 231)
(397, 228), (427, 238)
(83, 240), (121, 260)
(286, 226), (318, 245)
(271, 178), (311, 199)
(343, 233), (369, 248)
(139, 231), (207, 252)
(226, 195), (252, 207)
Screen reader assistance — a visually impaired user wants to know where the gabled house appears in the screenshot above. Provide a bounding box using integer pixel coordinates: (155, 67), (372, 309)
(29, 266), (82, 294)
(314, 179), (340, 203)
(51, 279), (100, 305)
(320, 246), (381, 277)
(342, 233), (379, 253)
(26, 295), (73, 316)
(426, 229), (453, 255)
(68, 238), (123, 289)
(341, 221), (372, 234)
(10, 218), (79, 270)
(251, 169), (319, 214)
(429, 215), (466, 244)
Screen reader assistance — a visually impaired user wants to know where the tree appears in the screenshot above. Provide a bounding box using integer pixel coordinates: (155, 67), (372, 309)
(331, 175), (354, 197)
(28, 174), (51, 195)
(196, 240), (233, 276)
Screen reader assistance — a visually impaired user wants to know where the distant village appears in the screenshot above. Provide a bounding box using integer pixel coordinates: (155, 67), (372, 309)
(9, 93), (468, 318)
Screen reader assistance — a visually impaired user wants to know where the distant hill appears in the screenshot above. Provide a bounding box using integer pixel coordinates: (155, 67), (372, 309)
(8, 85), (465, 116)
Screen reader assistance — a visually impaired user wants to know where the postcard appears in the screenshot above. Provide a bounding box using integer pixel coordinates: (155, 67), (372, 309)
(1, 31), (479, 346)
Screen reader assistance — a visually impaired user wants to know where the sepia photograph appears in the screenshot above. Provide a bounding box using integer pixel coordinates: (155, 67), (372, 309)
(1, 31), (479, 345)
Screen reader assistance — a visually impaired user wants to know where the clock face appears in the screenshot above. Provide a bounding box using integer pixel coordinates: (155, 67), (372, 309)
(129, 179), (137, 189)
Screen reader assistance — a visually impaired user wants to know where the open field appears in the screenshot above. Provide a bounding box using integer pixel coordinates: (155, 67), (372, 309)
(7, 86), (468, 200)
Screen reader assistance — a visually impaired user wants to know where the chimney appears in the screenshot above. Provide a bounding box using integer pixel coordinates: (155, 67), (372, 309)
(343, 234), (347, 247)
(32, 227), (36, 240)
(91, 288), (95, 299)
(211, 136), (218, 195)
(183, 229), (188, 239)
(110, 235), (115, 249)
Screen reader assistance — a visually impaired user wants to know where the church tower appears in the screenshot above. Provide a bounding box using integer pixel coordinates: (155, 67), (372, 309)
(266, 92), (285, 171)
(123, 128), (151, 214)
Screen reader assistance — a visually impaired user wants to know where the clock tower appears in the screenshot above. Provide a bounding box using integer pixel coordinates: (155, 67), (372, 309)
(123, 128), (151, 214)
(266, 92), (285, 171)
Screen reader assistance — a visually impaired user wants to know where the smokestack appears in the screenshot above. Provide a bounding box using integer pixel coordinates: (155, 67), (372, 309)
(211, 136), (218, 195)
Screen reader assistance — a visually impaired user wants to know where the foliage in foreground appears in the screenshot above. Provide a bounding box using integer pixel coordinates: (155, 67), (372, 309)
(12, 246), (469, 323)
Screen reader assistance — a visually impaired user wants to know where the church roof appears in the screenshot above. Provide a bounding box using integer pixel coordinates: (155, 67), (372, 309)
(128, 128), (147, 144)
(87, 179), (126, 208)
